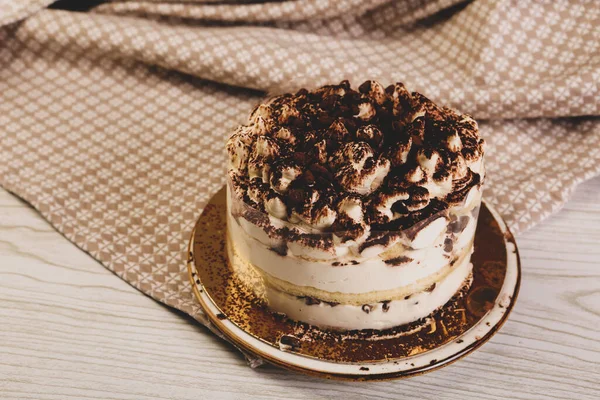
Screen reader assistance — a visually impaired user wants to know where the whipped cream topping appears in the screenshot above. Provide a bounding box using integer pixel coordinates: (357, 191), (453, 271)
(227, 80), (485, 249)
(330, 142), (391, 195)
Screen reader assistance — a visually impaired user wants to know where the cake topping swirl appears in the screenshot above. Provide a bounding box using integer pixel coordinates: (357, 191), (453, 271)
(227, 80), (485, 233)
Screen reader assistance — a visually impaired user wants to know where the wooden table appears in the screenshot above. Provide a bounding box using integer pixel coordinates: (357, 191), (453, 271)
(1, 179), (599, 400)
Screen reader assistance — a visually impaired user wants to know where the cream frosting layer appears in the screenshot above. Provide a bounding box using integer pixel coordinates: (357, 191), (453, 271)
(228, 209), (474, 295)
(264, 255), (473, 331)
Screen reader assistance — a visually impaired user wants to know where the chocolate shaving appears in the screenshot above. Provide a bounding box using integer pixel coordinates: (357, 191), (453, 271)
(303, 296), (321, 306)
(384, 256), (413, 266)
(382, 301), (390, 313)
(443, 238), (454, 253)
(362, 304), (374, 314)
(279, 334), (301, 351)
(425, 283), (437, 292)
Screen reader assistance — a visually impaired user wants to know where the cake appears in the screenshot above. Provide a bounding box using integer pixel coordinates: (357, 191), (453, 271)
(226, 80), (485, 331)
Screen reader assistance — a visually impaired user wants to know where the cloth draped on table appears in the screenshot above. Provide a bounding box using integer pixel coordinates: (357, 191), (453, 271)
(1, 0), (599, 366)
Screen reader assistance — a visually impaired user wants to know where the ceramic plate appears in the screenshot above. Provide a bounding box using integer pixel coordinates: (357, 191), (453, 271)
(187, 187), (520, 380)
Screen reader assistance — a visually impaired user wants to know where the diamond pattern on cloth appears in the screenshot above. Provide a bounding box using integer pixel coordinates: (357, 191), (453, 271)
(0, 0), (52, 26)
(1, 0), (599, 365)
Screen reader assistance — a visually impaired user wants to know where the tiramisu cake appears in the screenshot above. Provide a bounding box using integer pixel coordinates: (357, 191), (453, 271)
(226, 80), (485, 331)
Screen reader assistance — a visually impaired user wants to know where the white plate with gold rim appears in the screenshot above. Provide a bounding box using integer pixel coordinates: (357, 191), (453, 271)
(188, 187), (520, 381)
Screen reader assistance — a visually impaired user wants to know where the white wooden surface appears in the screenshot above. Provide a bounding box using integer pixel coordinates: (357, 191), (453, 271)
(1, 178), (599, 400)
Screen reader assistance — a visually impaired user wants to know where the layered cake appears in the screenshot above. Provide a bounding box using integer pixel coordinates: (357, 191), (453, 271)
(226, 80), (485, 331)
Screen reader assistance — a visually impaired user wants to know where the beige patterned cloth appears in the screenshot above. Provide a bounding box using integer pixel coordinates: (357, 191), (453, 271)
(1, 0), (599, 364)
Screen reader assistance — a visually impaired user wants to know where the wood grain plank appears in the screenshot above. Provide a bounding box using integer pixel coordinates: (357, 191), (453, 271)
(1, 179), (599, 400)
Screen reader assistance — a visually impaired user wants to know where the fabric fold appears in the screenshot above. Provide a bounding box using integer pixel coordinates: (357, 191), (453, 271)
(94, 0), (394, 23)
(0, 0), (54, 26)
(13, 2), (599, 120)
